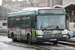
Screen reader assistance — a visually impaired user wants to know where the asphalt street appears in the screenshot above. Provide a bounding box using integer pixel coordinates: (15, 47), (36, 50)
(0, 35), (36, 50)
(0, 35), (75, 50)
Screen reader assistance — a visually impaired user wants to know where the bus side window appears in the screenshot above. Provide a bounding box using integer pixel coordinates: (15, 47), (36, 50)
(31, 15), (36, 29)
(26, 17), (31, 29)
(12, 18), (16, 28)
(8, 18), (14, 28)
(20, 16), (30, 29)
(8, 19), (10, 28)
(20, 17), (26, 29)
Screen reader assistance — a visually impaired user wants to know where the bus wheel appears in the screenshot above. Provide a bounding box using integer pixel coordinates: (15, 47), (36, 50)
(27, 35), (31, 45)
(67, 34), (70, 39)
(12, 38), (16, 42)
(53, 41), (58, 45)
(12, 34), (16, 42)
(8, 34), (10, 38)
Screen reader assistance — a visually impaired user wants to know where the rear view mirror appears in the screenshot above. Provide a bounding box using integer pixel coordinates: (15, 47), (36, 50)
(66, 15), (69, 20)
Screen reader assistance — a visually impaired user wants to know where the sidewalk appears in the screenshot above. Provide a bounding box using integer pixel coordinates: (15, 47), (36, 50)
(0, 33), (75, 43)
(0, 33), (7, 36)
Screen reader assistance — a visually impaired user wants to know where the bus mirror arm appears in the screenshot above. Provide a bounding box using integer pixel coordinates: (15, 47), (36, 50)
(35, 16), (37, 22)
(66, 15), (69, 20)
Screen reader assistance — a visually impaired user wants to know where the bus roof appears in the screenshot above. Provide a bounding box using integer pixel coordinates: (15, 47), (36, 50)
(8, 7), (65, 17)
(8, 11), (35, 17)
(8, 7), (65, 15)
(8, 7), (51, 15)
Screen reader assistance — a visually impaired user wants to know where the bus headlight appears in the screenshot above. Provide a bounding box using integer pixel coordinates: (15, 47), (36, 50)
(53, 30), (61, 34)
(62, 29), (67, 34)
(63, 35), (67, 37)
(36, 30), (44, 35)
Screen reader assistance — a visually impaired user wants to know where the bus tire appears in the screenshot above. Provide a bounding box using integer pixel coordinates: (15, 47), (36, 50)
(67, 34), (70, 39)
(12, 33), (17, 42)
(53, 41), (58, 45)
(12, 38), (16, 42)
(27, 35), (31, 45)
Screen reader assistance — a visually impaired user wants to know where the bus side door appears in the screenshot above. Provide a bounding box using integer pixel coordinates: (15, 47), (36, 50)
(15, 17), (21, 39)
(20, 16), (26, 40)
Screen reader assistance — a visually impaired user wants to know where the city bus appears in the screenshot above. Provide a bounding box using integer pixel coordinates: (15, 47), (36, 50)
(7, 8), (68, 44)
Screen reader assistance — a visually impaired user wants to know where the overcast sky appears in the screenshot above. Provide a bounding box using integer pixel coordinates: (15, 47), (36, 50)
(0, 0), (2, 6)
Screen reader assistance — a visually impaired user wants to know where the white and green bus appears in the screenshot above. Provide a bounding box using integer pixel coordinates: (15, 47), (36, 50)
(7, 8), (68, 44)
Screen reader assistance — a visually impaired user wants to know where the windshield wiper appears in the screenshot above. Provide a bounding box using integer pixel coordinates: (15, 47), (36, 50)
(42, 25), (56, 30)
(42, 26), (64, 30)
(47, 25), (55, 28)
(56, 26), (59, 28)
(55, 26), (64, 30)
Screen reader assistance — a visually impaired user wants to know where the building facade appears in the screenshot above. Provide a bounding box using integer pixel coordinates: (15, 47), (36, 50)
(0, 0), (75, 21)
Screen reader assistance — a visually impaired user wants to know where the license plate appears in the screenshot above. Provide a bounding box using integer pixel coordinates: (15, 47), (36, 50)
(49, 39), (57, 41)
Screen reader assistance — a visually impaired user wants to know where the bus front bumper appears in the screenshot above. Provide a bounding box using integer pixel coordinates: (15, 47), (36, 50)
(36, 34), (67, 42)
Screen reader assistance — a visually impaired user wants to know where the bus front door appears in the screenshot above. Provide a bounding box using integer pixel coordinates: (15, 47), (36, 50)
(16, 18), (21, 39)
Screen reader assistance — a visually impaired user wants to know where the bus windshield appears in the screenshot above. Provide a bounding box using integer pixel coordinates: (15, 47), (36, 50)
(37, 15), (66, 30)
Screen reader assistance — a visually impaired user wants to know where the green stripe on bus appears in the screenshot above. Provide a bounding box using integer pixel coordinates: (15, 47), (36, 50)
(36, 11), (38, 15)
(36, 33), (39, 35)
(32, 29), (35, 38)
(8, 12), (36, 17)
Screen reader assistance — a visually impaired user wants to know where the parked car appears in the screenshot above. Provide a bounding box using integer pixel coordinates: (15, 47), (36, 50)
(69, 22), (75, 32)
(67, 30), (75, 39)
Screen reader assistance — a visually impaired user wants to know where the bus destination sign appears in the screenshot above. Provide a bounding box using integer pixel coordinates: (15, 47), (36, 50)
(38, 9), (64, 14)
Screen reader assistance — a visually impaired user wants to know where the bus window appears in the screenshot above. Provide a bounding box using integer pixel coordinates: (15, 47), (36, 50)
(26, 17), (31, 28)
(8, 19), (13, 28)
(31, 15), (37, 29)
(20, 16), (30, 29)
(31, 17), (35, 29)
(20, 17), (26, 29)
(8, 17), (15, 28)
(16, 18), (20, 28)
